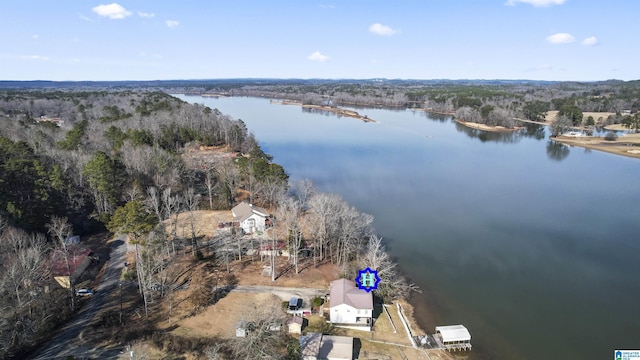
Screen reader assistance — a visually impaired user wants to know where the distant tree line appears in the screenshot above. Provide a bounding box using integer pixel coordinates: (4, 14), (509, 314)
(171, 79), (640, 128)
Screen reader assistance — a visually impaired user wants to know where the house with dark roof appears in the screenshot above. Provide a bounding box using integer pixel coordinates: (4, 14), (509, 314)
(300, 332), (353, 360)
(49, 245), (92, 289)
(329, 278), (373, 330)
(231, 201), (270, 234)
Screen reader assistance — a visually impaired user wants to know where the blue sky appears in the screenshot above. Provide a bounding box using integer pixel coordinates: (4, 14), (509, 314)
(1, 0), (638, 81)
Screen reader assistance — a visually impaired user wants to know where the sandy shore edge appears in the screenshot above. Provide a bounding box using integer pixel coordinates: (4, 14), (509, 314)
(271, 99), (376, 122)
(553, 133), (640, 159)
(455, 119), (523, 132)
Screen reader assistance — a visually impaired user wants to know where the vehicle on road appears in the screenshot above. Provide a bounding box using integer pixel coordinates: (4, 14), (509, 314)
(75, 288), (95, 297)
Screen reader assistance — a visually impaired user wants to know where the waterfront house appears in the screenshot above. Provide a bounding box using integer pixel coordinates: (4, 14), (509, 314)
(231, 201), (270, 234)
(329, 278), (373, 330)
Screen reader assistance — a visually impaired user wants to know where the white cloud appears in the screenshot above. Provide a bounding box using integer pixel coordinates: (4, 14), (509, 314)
(165, 20), (180, 28)
(582, 36), (598, 46)
(546, 32), (575, 44)
(308, 51), (329, 62)
(78, 13), (94, 22)
(23, 55), (49, 61)
(524, 64), (553, 72)
(32, 34), (39, 39)
(369, 23), (400, 36)
(506, 0), (566, 7)
(138, 11), (155, 18)
(92, 3), (132, 19)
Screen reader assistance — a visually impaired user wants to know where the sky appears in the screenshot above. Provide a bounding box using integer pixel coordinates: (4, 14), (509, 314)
(1, 0), (638, 82)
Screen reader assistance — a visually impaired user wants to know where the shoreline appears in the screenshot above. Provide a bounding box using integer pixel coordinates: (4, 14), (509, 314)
(552, 133), (640, 159)
(270, 99), (376, 122)
(454, 119), (524, 132)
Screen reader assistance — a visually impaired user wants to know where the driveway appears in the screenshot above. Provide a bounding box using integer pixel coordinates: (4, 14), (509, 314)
(28, 235), (127, 360)
(232, 284), (327, 302)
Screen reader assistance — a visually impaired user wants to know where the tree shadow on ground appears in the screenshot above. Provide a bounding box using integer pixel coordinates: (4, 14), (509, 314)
(353, 337), (362, 359)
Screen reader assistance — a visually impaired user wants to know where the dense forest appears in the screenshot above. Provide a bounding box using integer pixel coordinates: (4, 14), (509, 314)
(0, 90), (292, 357)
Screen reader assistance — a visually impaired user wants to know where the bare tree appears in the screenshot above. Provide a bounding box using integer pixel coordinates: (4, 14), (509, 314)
(290, 178), (315, 210)
(0, 227), (49, 352)
(360, 235), (420, 301)
(184, 187), (202, 258)
(277, 196), (303, 274)
(214, 233), (234, 273)
(162, 187), (183, 246)
(202, 162), (218, 210)
(46, 216), (76, 311)
(231, 300), (288, 359)
(205, 343), (225, 360)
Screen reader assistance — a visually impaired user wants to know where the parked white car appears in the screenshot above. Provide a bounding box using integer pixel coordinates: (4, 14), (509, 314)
(75, 288), (95, 297)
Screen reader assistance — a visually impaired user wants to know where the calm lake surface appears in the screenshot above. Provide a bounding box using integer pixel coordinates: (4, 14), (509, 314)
(177, 95), (640, 360)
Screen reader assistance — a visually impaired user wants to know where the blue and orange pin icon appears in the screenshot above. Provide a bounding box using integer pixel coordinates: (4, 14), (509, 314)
(356, 267), (381, 293)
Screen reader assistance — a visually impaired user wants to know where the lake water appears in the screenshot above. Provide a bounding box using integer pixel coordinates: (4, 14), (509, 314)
(176, 95), (640, 360)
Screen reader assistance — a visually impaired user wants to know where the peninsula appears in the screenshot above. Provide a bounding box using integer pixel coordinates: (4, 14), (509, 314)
(271, 99), (376, 122)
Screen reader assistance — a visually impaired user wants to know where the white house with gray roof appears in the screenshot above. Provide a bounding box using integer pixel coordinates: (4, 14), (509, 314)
(329, 278), (373, 330)
(231, 201), (270, 234)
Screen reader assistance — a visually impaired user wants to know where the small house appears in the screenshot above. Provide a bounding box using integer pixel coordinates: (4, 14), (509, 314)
(236, 320), (250, 337)
(329, 278), (373, 330)
(231, 201), (270, 234)
(288, 316), (304, 334)
(49, 246), (92, 289)
(258, 240), (289, 257)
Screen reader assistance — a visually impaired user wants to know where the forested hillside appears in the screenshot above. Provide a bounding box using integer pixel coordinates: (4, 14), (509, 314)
(0, 91), (287, 233)
(0, 90), (287, 357)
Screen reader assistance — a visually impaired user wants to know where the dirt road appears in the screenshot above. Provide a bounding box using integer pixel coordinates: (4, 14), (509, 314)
(28, 236), (127, 360)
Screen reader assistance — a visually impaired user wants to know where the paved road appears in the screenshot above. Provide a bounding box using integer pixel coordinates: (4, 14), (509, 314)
(28, 236), (127, 360)
(232, 284), (327, 302)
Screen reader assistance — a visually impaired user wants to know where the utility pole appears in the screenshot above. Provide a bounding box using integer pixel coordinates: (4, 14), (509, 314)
(119, 282), (123, 326)
(271, 219), (276, 282)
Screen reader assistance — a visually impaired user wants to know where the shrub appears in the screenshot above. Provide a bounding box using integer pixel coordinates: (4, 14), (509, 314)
(604, 132), (618, 141)
(312, 297), (324, 307)
(194, 249), (204, 262)
(122, 269), (136, 281)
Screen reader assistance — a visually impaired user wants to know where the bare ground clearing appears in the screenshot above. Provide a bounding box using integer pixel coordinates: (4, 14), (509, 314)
(554, 132), (640, 159)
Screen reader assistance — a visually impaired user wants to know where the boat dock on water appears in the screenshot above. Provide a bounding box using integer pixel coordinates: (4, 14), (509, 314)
(418, 324), (472, 352)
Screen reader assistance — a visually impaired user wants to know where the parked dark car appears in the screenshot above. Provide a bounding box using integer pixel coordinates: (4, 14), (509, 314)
(289, 297), (302, 311)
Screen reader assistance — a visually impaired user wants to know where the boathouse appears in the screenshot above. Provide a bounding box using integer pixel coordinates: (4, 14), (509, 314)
(435, 325), (472, 351)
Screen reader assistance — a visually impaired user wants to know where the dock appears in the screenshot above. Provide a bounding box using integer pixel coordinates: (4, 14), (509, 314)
(418, 324), (472, 352)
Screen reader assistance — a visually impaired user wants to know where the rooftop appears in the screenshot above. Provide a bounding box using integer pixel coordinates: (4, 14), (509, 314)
(329, 278), (373, 310)
(300, 332), (353, 360)
(435, 325), (471, 343)
(231, 201), (270, 222)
